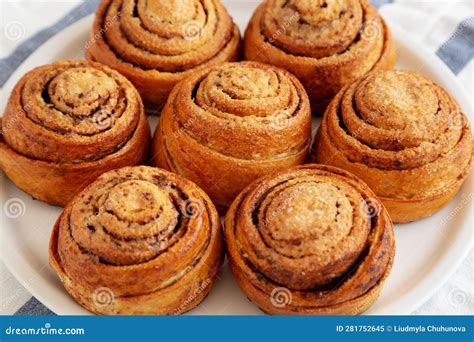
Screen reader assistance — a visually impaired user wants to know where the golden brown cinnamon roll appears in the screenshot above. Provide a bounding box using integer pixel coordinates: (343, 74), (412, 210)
(152, 61), (312, 210)
(312, 70), (473, 223)
(87, 0), (241, 110)
(0, 60), (150, 207)
(225, 164), (395, 315)
(243, 0), (396, 114)
(49, 166), (223, 315)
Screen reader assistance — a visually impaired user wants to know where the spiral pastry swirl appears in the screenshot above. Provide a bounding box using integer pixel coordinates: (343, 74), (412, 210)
(312, 70), (473, 222)
(152, 61), (312, 210)
(49, 166), (223, 315)
(0, 60), (150, 206)
(225, 164), (394, 315)
(87, 0), (241, 109)
(243, 0), (396, 114)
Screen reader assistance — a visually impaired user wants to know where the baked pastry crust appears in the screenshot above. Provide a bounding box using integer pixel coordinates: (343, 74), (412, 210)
(49, 166), (223, 315)
(312, 70), (473, 223)
(225, 164), (395, 315)
(243, 0), (396, 114)
(0, 60), (150, 206)
(87, 0), (241, 110)
(152, 61), (312, 210)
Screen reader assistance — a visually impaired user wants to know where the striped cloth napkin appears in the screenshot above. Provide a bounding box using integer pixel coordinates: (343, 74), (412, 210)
(0, 0), (472, 315)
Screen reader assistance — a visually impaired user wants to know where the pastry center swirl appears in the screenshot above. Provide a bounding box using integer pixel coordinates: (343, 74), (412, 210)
(141, 0), (196, 22)
(258, 178), (360, 261)
(21, 64), (132, 138)
(196, 64), (295, 118)
(233, 168), (377, 289)
(357, 71), (439, 131)
(334, 70), (463, 166)
(292, 0), (350, 24)
(1, 60), (141, 165)
(263, 0), (363, 57)
(95, 0), (238, 73)
(264, 183), (352, 242)
(137, 0), (203, 36)
(217, 66), (276, 100)
(105, 180), (174, 224)
(69, 174), (188, 266)
(48, 68), (118, 117)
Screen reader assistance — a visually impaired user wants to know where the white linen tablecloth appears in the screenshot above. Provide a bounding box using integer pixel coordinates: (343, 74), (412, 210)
(0, 0), (472, 315)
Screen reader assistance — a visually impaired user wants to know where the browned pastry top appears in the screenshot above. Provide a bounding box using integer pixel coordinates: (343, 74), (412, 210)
(260, 0), (381, 59)
(226, 164), (394, 294)
(263, 0), (363, 58)
(2, 60), (142, 163)
(52, 166), (219, 295)
(98, 0), (237, 72)
(253, 174), (370, 288)
(168, 61), (311, 160)
(327, 70), (469, 170)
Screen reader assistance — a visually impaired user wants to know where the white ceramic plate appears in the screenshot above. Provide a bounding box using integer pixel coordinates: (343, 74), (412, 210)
(1, 1), (472, 315)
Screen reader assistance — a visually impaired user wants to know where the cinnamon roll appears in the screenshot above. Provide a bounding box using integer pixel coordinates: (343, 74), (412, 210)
(0, 60), (150, 207)
(152, 61), (312, 210)
(225, 164), (395, 315)
(243, 0), (396, 114)
(87, 0), (241, 110)
(312, 70), (473, 223)
(49, 166), (223, 315)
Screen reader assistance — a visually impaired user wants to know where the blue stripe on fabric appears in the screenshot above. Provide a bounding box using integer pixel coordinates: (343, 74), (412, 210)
(436, 17), (474, 75)
(0, 0), (100, 87)
(14, 297), (56, 316)
(370, 0), (395, 8)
